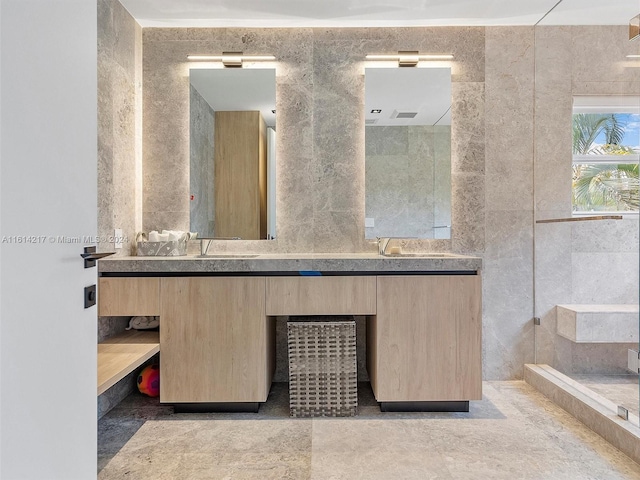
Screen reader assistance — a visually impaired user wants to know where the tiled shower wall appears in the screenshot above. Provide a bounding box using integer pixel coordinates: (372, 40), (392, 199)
(534, 25), (640, 374)
(365, 125), (451, 239)
(483, 27), (536, 379)
(189, 85), (215, 237)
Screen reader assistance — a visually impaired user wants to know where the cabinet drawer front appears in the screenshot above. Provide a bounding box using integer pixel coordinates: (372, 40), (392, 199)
(98, 277), (160, 316)
(373, 275), (482, 402)
(266, 276), (376, 315)
(160, 277), (269, 403)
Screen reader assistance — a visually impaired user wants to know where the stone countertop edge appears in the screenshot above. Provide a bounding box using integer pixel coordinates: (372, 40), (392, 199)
(98, 253), (482, 273)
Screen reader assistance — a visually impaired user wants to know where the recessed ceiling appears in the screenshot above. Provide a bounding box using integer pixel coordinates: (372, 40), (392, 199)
(118, 0), (639, 28)
(190, 68), (276, 127)
(537, 0), (638, 25)
(365, 68), (452, 126)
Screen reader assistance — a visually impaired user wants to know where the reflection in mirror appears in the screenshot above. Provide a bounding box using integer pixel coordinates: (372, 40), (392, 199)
(189, 68), (276, 240)
(364, 67), (452, 240)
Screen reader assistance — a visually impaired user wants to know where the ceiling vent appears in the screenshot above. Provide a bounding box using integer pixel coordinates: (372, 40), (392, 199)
(391, 110), (418, 119)
(365, 119), (378, 125)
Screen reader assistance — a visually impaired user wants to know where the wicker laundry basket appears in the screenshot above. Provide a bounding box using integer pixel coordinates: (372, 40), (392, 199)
(287, 321), (357, 417)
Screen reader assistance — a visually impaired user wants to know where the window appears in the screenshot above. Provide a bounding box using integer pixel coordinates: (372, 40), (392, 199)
(572, 96), (640, 214)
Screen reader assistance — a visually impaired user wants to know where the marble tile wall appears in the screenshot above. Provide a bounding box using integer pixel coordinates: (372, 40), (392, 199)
(143, 27), (555, 380)
(189, 85), (215, 237)
(120, 23), (639, 382)
(93, 7), (640, 400)
(97, 0), (142, 256)
(483, 27), (535, 379)
(141, 27), (564, 380)
(112, 23), (638, 382)
(98, 316), (130, 344)
(434, 125), (452, 238)
(98, 354), (159, 419)
(141, 27), (485, 256)
(97, 0), (143, 416)
(533, 25), (640, 375)
(365, 125), (450, 239)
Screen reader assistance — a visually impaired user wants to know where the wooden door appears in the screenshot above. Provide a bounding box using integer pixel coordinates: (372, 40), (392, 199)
(214, 111), (267, 239)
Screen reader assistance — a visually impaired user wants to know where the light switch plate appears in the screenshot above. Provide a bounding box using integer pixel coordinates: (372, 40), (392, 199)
(84, 284), (96, 309)
(365, 217), (375, 228)
(114, 228), (123, 249)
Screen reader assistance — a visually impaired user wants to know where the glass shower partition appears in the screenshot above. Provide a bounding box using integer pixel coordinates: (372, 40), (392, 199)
(532, 16), (640, 427)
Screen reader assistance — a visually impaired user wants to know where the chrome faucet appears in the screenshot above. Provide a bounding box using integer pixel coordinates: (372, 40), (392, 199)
(200, 237), (242, 256)
(376, 237), (417, 255)
(377, 237), (392, 255)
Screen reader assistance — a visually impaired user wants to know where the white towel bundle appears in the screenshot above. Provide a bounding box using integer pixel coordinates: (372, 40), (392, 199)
(147, 230), (190, 242)
(125, 316), (160, 330)
(136, 231), (196, 256)
(163, 230), (183, 242)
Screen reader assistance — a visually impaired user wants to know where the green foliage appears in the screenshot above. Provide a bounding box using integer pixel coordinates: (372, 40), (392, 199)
(573, 163), (639, 211)
(572, 113), (638, 212)
(572, 114), (627, 155)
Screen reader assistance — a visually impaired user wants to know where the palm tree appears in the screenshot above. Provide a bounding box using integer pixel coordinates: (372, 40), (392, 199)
(573, 163), (639, 211)
(572, 113), (626, 155)
(572, 113), (639, 212)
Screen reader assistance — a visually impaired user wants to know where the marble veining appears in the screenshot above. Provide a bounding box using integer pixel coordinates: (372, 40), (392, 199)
(189, 85), (215, 238)
(556, 304), (639, 344)
(365, 125), (450, 239)
(98, 0), (142, 258)
(98, 381), (640, 479)
(141, 27), (485, 255)
(483, 27), (535, 380)
(568, 373), (639, 418)
(525, 364), (640, 466)
(533, 26), (640, 383)
(98, 252), (482, 274)
(98, 17), (636, 387)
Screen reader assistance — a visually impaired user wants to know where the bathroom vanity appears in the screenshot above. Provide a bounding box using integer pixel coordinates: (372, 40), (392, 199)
(97, 253), (482, 412)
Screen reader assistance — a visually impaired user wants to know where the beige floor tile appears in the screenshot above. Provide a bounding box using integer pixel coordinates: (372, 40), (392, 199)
(98, 382), (640, 480)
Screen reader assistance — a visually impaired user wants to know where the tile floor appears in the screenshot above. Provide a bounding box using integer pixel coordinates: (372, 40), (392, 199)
(98, 381), (640, 479)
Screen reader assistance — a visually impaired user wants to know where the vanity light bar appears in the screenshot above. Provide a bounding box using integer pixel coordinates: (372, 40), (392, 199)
(187, 52), (276, 67)
(366, 51), (454, 67)
(627, 54), (640, 58)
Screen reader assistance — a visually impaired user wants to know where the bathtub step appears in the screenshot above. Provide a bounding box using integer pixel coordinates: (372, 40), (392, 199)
(556, 304), (639, 343)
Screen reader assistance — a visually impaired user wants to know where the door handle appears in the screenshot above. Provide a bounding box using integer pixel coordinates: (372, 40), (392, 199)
(81, 246), (115, 268)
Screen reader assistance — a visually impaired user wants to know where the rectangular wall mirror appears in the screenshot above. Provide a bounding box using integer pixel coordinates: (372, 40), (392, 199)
(364, 67), (452, 240)
(190, 68), (276, 240)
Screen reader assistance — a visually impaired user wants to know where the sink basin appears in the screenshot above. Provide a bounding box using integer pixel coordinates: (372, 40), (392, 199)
(382, 253), (456, 258)
(197, 254), (259, 258)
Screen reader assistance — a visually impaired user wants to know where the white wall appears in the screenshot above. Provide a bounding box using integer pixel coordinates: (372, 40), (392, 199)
(1, 1), (97, 478)
(0, 0), (3, 474)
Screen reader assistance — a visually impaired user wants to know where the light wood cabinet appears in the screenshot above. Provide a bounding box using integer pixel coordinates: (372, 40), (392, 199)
(214, 111), (267, 240)
(265, 276), (376, 316)
(160, 277), (273, 403)
(98, 271), (482, 409)
(368, 275), (482, 402)
(97, 278), (161, 397)
(98, 277), (160, 316)
(98, 330), (159, 395)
